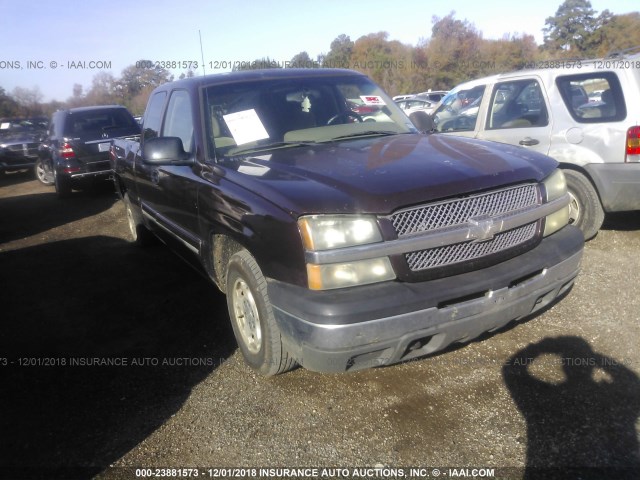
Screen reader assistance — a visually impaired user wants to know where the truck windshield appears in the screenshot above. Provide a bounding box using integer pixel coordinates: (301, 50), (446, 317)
(203, 75), (416, 159)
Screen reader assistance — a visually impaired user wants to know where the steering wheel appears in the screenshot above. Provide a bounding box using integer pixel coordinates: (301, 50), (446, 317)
(326, 111), (363, 125)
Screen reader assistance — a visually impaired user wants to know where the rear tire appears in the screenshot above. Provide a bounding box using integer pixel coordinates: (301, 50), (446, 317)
(34, 159), (54, 185)
(226, 249), (296, 376)
(563, 169), (604, 240)
(123, 192), (154, 246)
(53, 169), (72, 198)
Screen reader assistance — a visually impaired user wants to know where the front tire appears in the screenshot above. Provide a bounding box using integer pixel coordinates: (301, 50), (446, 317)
(563, 169), (604, 240)
(226, 250), (296, 376)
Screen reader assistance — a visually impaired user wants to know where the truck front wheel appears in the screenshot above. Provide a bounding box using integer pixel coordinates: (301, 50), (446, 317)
(563, 169), (604, 240)
(226, 249), (296, 375)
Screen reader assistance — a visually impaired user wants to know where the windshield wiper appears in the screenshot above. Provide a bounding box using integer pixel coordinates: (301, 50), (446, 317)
(228, 140), (319, 157)
(328, 130), (402, 141)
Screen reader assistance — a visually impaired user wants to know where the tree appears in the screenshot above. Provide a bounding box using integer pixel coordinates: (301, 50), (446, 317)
(481, 33), (539, 72)
(350, 32), (414, 94)
(322, 34), (354, 68)
(423, 12), (483, 89)
(542, 0), (611, 55)
(11, 86), (44, 116)
(592, 12), (640, 56)
(0, 87), (20, 117)
(117, 61), (173, 100)
(289, 51), (315, 68)
(84, 72), (118, 105)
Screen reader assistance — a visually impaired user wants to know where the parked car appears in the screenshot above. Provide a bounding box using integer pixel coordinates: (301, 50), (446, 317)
(110, 68), (582, 376)
(395, 98), (436, 116)
(392, 94), (415, 101)
(414, 90), (449, 103)
(428, 50), (640, 239)
(39, 106), (140, 197)
(0, 117), (48, 179)
(346, 98), (395, 122)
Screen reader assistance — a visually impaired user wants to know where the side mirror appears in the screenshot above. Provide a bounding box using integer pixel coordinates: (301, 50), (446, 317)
(409, 111), (436, 134)
(143, 136), (192, 165)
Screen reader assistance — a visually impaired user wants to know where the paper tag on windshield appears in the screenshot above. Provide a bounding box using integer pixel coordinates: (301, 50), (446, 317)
(222, 109), (269, 146)
(360, 95), (385, 106)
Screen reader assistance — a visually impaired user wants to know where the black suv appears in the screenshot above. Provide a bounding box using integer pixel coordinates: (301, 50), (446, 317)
(0, 117), (48, 179)
(40, 106), (140, 197)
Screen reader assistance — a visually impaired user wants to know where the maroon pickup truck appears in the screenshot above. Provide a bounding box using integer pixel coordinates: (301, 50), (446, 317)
(110, 68), (584, 375)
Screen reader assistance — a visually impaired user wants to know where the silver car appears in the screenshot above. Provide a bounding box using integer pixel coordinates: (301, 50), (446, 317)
(430, 49), (640, 239)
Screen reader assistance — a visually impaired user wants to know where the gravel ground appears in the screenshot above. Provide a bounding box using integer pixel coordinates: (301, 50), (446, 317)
(1, 172), (639, 480)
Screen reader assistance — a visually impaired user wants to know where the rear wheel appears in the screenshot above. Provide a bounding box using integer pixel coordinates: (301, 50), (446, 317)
(226, 249), (296, 375)
(53, 169), (72, 198)
(123, 192), (154, 246)
(563, 169), (604, 240)
(34, 159), (54, 185)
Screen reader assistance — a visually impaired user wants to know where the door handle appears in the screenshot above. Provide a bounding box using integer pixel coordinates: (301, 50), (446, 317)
(519, 137), (540, 146)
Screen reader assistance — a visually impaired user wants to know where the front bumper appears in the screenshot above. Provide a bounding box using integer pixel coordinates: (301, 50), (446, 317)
(585, 162), (640, 212)
(268, 225), (584, 372)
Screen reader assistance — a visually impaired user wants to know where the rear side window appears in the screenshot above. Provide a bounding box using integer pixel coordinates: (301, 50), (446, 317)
(143, 91), (167, 142)
(487, 79), (549, 129)
(556, 72), (626, 123)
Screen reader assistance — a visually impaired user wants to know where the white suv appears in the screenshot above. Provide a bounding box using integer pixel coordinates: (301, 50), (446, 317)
(429, 50), (640, 239)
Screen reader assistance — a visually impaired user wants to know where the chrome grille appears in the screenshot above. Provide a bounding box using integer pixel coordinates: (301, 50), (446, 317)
(392, 184), (539, 237)
(406, 222), (537, 271)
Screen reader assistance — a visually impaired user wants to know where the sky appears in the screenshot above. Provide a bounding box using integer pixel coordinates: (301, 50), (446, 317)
(0, 0), (636, 102)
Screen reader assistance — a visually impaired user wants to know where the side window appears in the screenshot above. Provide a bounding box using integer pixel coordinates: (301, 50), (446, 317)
(163, 90), (194, 153)
(487, 79), (549, 129)
(556, 72), (626, 123)
(433, 85), (485, 132)
(142, 91), (167, 142)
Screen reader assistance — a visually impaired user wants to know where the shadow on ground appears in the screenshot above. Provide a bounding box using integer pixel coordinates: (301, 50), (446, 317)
(602, 211), (640, 231)
(503, 336), (640, 480)
(0, 182), (117, 244)
(0, 236), (235, 479)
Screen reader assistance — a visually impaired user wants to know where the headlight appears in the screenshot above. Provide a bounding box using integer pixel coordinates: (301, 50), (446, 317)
(298, 215), (395, 290)
(543, 169), (570, 237)
(298, 215), (382, 250)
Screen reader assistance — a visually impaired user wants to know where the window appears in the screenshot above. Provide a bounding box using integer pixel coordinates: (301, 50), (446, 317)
(433, 85), (485, 132)
(556, 72), (626, 123)
(487, 79), (549, 129)
(142, 91), (167, 142)
(64, 108), (137, 136)
(163, 90), (194, 153)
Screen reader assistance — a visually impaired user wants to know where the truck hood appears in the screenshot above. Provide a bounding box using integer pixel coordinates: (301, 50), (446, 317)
(223, 133), (557, 216)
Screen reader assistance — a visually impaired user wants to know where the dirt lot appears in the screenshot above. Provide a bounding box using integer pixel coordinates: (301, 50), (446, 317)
(1, 172), (639, 480)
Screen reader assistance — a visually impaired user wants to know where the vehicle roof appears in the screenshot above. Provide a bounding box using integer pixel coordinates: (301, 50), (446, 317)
(56, 105), (130, 114)
(448, 49), (640, 94)
(154, 68), (367, 92)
